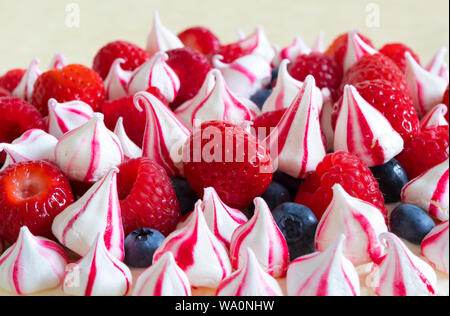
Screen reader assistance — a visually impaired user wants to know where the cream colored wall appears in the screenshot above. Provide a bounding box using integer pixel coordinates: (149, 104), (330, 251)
(0, 0), (448, 73)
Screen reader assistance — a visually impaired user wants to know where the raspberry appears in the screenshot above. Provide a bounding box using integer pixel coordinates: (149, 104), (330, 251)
(289, 53), (343, 101)
(215, 43), (252, 64)
(325, 32), (374, 68)
(0, 88), (9, 98)
(379, 43), (421, 73)
(332, 79), (420, 145)
(396, 126), (449, 179)
(0, 161), (75, 243)
(443, 85), (449, 122)
(0, 69), (26, 92)
(31, 64), (105, 116)
(252, 108), (287, 139)
(117, 158), (181, 236)
(166, 48), (212, 109)
(295, 151), (387, 220)
(93, 41), (150, 79)
(178, 27), (221, 56)
(183, 121), (273, 209)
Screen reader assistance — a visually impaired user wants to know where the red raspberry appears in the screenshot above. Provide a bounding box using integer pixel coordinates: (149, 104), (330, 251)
(379, 43), (421, 73)
(117, 158), (181, 236)
(0, 69), (26, 92)
(325, 32), (374, 68)
(215, 43), (253, 64)
(332, 79), (420, 145)
(178, 27), (221, 56)
(252, 108), (287, 139)
(166, 48), (212, 109)
(443, 85), (449, 122)
(295, 151), (387, 220)
(93, 41), (150, 79)
(31, 64), (105, 116)
(0, 161), (75, 243)
(0, 88), (9, 98)
(183, 121), (273, 209)
(289, 53), (343, 101)
(396, 126), (449, 179)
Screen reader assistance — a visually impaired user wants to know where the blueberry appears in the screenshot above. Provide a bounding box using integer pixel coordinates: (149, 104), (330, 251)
(250, 89), (272, 110)
(124, 228), (165, 268)
(270, 68), (279, 86)
(273, 171), (304, 198)
(390, 204), (436, 245)
(272, 203), (318, 260)
(370, 158), (409, 203)
(246, 182), (292, 217)
(171, 178), (199, 216)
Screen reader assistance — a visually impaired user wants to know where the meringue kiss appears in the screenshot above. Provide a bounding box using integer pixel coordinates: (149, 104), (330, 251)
(12, 58), (41, 102)
(113, 117), (143, 159)
(421, 221), (449, 275)
(104, 58), (132, 101)
(343, 30), (377, 73)
(146, 11), (183, 56)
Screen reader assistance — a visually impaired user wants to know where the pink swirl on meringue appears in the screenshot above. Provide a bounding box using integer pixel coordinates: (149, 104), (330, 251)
(420, 104), (449, 130)
(216, 248), (283, 296)
(49, 53), (68, 70)
(146, 11), (183, 56)
(12, 58), (41, 102)
(421, 221), (449, 275)
(334, 85), (404, 167)
(113, 117), (142, 159)
(366, 232), (437, 296)
(426, 47), (449, 83)
(0, 227), (68, 295)
(236, 26), (276, 63)
(265, 75), (326, 179)
(104, 58), (132, 101)
(343, 30), (378, 73)
(287, 235), (360, 296)
(272, 36), (311, 68)
(230, 197), (290, 278)
(311, 31), (326, 54)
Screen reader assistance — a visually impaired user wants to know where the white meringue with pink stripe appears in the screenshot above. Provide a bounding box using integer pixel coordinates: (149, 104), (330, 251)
(52, 168), (125, 261)
(230, 197), (290, 278)
(421, 221), (449, 275)
(113, 117), (142, 159)
(146, 11), (183, 56)
(272, 36), (311, 67)
(420, 104), (449, 130)
(0, 227), (68, 295)
(401, 158), (449, 221)
(62, 234), (131, 296)
(217, 248), (283, 296)
(54, 113), (124, 183)
(128, 52), (180, 103)
(311, 31), (326, 53)
(0, 129), (58, 172)
(320, 89), (335, 151)
(49, 53), (68, 70)
(175, 70), (258, 129)
(135, 91), (191, 178)
(343, 31), (378, 73)
(47, 98), (94, 139)
(12, 58), (41, 102)
(366, 232), (437, 296)
(426, 47), (449, 83)
(236, 26), (276, 63)
(405, 52), (448, 117)
(213, 54), (271, 99)
(265, 75), (326, 179)
(133, 252), (191, 296)
(104, 58), (132, 101)
(287, 235), (360, 296)
(334, 85), (404, 167)
(315, 184), (388, 266)
(153, 201), (232, 289)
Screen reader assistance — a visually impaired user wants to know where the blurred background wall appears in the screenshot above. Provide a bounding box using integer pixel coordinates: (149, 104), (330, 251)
(0, 0), (448, 72)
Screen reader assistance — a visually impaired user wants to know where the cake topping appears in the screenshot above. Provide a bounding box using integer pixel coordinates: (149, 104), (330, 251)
(272, 36), (311, 67)
(133, 252), (191, 296)
(146, 11), (183, 57)
(265, 75), (326, 179)
(212, 54), (271, 99)
(52, 168), (125, 260)
(153, 201), (232, 289)
(421, 220), (449, 275)
(426, 47), (449, 83)
(366, 232), (437, 296)
(54, 113), (124, 183)
(230, 197), (290, 278)
(128, 52), (180, 103)
(113, 117), (143, 159)
(0, 227), (68, 295)
(334, 85), (404, 167)
(405, 52), (449, 117)
(287, 235), (360, 296)
(420, 103), (449, 130)
(62, 234), (131, 296)
(135, 91), (191, 178)
(47, 98), (94, 139)
(104, 58), (132, 101)
(216, 248), (283, 296)
(315, 184), (388, 266)
(12, 58), (41, 102)
(237, 26), (276, 63)
(401, 158), (449, 221)
(49, 53), (68, 70)
(311, 31), (326, 53)
(343, 30), (378, 73)
(175, 69), (258, 129)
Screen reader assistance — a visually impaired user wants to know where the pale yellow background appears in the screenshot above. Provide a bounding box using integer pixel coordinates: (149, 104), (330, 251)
(0, 0), (448, 73)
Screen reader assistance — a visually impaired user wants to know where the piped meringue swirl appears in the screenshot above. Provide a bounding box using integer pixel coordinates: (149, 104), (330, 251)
(104, 58), (132, 101)
(12, 58), (41, 102)
(421, 221), (449, 275)
(146, 11), (183, 56)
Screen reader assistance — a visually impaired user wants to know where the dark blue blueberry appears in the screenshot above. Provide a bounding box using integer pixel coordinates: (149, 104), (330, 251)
(250, 89), (272, 110)
(272, 203), (318, 260)
(270, 68), (279, 86)
(390, 204), (436, 245)
(370, 158), (409, 203)
(273, 171), (304, 198)
(171, 178), (199, 216)
(246, 182), (292, 217)
(124, 228), (165, 268)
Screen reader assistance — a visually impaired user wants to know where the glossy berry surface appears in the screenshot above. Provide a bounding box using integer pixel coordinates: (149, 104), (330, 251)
(273, 171), (304, 199)
(0, 69), (25, 92)
(178, 27), (221, 56)
(247, 182), (292, 217)
(171, 178), (199, 216)
(124, 228), (165, 268)
(379, 43), (421, 73)
(370, 158), (409, 203)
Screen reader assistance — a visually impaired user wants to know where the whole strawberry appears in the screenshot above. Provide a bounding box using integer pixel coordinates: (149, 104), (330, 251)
(183, 121), (273, 209)
(252, 108), (287, 140)
(178, 27), (221, 56)
(379, 43), (421, 73)
(0, 69), (26, 92)
(31, 64), (105, 116)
